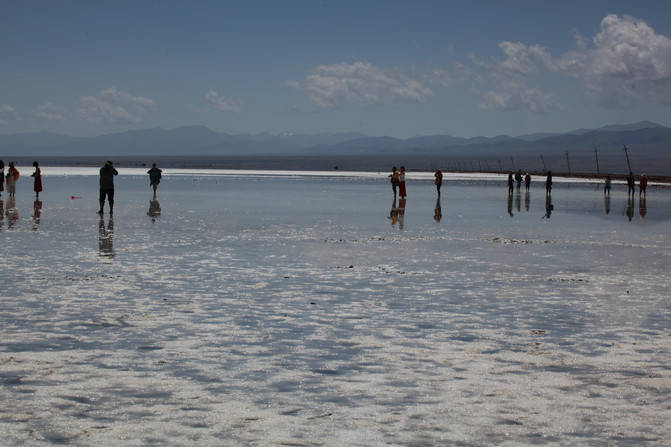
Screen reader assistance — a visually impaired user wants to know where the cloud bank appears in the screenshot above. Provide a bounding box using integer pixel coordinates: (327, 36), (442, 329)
(205, 90), (243, 113)
(77, 88), (157, 123)
(291, 62), (433, 107)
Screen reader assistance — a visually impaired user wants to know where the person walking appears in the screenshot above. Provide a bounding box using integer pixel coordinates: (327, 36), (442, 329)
(98, 160), (118, 215)
(31, 161), (42, 199)
(524, 172), (531, 191)
(147, 163), (162, 198)
(398, 166), (407, 198)
(6, 161), (19, 198)
(434, 169), (443, 196)
(639, 173), (648, 197)
(545, 170), (552, 195)
(389, 166), (400, 197)
(507, 173), (514, 194)
(0, 160), (4, 197)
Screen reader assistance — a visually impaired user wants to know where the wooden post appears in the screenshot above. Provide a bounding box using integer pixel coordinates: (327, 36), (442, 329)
(594, 147), (600, 175)
(565, 151), (571, 176)
(510, 156), (516, 171)
(498, 159), (503, 173)
(540, 155), (546, 172)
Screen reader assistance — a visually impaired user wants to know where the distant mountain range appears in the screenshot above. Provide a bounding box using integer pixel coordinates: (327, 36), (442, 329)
(1, 120), (670, 173)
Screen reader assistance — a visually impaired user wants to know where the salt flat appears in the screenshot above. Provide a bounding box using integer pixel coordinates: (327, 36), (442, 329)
(1, 170), (670, 446)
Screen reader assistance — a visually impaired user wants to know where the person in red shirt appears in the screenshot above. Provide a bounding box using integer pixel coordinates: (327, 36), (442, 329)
(639, 173), (648, 197)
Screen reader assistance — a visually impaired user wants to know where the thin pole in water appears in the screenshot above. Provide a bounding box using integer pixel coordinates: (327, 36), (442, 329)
(594, 147), (600, 175)
(624, 144), (632, 172)
(565, 151), (571, 176)
(540, 154), (546, 172)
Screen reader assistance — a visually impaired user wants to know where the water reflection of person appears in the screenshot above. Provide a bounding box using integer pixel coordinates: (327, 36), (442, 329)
(388, 197), (399, 227)
(515, 189), (521, 212)
(98, 216), (115, 258)
(507, 192), (514, 216)
(524, 191), (530, 212)
(148, 198), (161, 222)
(0, 198), (4, 226)
(639, 197), (647, 219)
(604, 194), (611, 215)
(6, 197), (18, 228)
(625, 195), (634, 221)
(434, 196), (442, 222)
(398, 197), (406, 229)
(543, 193), (553, 219)
(32, 200), (42, 231)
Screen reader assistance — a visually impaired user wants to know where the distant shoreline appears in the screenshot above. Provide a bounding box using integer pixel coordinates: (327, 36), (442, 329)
(7, 155), (671, 183)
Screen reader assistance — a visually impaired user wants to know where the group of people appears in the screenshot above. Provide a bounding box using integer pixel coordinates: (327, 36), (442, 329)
(507, 170), (533, 193)
(97, 160), (162, 214)
(620, 172), (648, 196)
(0, 160), (42, 199)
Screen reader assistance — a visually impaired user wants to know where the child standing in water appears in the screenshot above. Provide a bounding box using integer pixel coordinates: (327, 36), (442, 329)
(32, 161), (42, 199)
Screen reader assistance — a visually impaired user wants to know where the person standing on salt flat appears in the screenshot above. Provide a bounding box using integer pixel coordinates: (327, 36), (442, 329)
(434, 169), (443, 196)
(639, 173), (648, 197)
(6, 161), (19, 198)
(545, 170), (552, 195)
(508, 172), (514, 194)
(147, 163), (162, 198)
(389, 166), (400, 197)
(398, 166), (407, 198)
(626, 171), (635, 196)
(604, 175), (612, 195)
(31, 161), (42, 199)
(524, 172), (531, 191)
(0, 160), (4, 197)
(98, 160), (118, 215)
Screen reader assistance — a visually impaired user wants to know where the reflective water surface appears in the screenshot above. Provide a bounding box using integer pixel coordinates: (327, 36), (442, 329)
(1, 171), (670, 446)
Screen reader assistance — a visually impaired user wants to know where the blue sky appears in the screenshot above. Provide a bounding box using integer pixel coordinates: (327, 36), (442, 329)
(2, 1), (671, 138)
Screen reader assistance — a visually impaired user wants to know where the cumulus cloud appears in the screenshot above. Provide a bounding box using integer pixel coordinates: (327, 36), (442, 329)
(33, 102), (67, 121)
(77, 88), (157, 123)
(205, 90), (243, 112)
(294, 62), (433, 107)
(476, 14), (671, 109)
(0, 104), (16, 125)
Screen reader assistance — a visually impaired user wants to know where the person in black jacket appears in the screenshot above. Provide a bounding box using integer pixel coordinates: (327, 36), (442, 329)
(98, 160), (118, 215)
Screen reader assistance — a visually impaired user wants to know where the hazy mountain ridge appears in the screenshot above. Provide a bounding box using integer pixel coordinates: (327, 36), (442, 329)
(1, 122), (669, 165)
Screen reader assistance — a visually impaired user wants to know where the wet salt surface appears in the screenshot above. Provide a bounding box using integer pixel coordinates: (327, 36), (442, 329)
(1, 171), (670, 446)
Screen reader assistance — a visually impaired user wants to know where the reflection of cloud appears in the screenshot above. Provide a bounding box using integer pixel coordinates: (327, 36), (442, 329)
(205, 90), (242, 112)
(34, 102), (67, 121)
(294, 62), (432, 107)
(0, 104), (16, 125)
(77, 88), (156, 123)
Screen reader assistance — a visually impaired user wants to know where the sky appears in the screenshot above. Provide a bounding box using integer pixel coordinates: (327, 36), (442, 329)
(2, 0), (671, 138)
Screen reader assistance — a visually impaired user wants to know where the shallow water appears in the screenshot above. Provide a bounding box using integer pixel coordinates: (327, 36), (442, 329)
(1, 171), (670, 446)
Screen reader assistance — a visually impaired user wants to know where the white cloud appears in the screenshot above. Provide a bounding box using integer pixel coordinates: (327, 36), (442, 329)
(0, 104), (16, 125)
(205, 90), (242, 112)
(479, 82), (560, 113)
(33, 102), (67, 121)
(296, 62), (433, 107)
(77, 88), (157, 123)
(423, 69), (454, 88)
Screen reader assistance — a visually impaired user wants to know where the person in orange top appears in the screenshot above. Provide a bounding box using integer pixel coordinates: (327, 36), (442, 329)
(639, 173), (648, 197)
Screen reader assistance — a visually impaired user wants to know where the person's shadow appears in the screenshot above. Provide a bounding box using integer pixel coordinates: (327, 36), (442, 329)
(148, 198), (161, 222)
(32, 200), (42, 231)
(398, 198), (406, 229)
(543, 193), (553, 219)
(98, 216), (115, 258)
(639, 197), (647, 219)
(507, 193), (514, 217)
(524, 191), (530, 212)
(625, 195), (634, 221)
(388, 197), (399, 227)
(604, 194), (611, 215)
(434, 196), (442, 222)
(6, 197), (18, 229)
